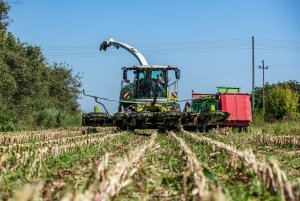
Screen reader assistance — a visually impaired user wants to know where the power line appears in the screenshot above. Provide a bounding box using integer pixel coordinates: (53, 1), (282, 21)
(43, 43), (251, 52)
(41, 38), (300, 51)
(36, 38), (300, 62)
(267, 65), (299, 68)
(256, 37), (300, 44)
(41, 39), (250, 50)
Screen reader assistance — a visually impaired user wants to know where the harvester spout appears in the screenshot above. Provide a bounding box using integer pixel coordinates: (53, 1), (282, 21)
(100, 38), (148, 66)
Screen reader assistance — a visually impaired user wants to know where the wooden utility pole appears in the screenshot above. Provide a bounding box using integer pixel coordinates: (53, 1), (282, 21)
(252, 36), (255, 113)
(259, 60), (268, 117)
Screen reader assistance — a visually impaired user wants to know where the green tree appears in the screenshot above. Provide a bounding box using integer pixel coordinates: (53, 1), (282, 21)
(277, 80), (300, 111)
(0, 1), (82, 131)
(0, 0), (10, 47)
(0, 0), (10, 30)
(253, 84), (267, 112)
(265, 85), (299, 120)
(254, 80), (300, 113)
(48, 63), (82, 113)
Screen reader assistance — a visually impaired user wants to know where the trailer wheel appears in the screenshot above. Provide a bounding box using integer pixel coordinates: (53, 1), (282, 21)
(238, 126), (248, 132)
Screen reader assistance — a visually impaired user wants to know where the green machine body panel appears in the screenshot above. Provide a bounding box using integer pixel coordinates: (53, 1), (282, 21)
(217, 86), (240, 93)
(192, 96), (219, 112)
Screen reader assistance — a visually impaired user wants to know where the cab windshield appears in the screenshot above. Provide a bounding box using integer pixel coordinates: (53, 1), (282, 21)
(136, 70), (167, 99)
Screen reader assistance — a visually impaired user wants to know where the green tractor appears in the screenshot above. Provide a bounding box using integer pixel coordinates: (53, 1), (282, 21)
(82, 39), (229, 131)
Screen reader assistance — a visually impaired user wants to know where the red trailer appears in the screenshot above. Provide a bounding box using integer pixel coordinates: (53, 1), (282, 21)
(219, 93), (252, 127)
(190, 90), (252, 129)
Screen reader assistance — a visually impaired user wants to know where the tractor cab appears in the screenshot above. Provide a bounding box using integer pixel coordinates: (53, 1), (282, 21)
(119, 65), (180, 111)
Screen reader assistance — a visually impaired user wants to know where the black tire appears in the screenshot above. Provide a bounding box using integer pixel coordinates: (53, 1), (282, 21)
(238, 126), (248, 132)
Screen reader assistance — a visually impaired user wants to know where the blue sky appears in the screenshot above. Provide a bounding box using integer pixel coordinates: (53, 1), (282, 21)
(7, 0), (300, 113)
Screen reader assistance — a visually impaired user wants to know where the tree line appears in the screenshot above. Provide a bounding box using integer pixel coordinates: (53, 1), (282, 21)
(0, 1), (82, 131)
(253, 80), (300, 121)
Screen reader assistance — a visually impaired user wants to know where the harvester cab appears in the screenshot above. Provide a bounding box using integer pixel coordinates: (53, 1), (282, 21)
(119, 65), (180, 112)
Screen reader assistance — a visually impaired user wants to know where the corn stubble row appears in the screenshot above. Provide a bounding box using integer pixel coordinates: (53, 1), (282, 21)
(249, 134), (300, 148)
(8, 135), (144, 201)
(63, 131), (158, 201)
(170, 131), (228, 201)
(0, 129), (84, 145)
(0, 132), (125, 178)
(0, 130), (111, 153)
(213, 129), (300, 149)
(0, 127), (112, 145)
(182, 130), (298, 201)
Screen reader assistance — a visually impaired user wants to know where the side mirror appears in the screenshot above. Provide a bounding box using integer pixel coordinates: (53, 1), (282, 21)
(123, 70), (127, 80)
(175, 69), (180, 79)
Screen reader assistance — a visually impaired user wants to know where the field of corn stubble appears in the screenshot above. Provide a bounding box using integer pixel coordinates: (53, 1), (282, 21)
(0, 123), (300, 201)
